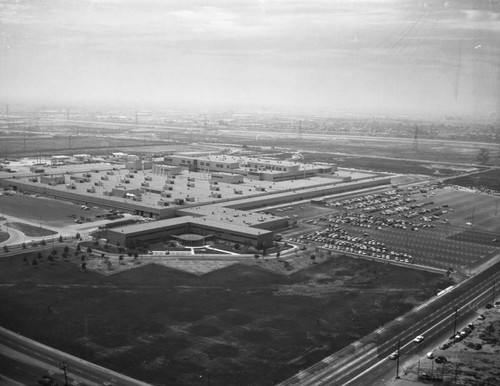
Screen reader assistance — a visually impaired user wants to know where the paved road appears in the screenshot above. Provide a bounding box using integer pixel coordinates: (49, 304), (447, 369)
(0, 327), (152, 386)
(277, 257), (500, 386)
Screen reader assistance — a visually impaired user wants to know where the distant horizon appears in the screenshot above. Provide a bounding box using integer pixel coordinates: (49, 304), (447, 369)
(1, 100), (498, 124)
(1, 0), (499, 120)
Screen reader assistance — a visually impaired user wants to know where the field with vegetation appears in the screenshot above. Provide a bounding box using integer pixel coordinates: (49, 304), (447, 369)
(445, 169), (500, 191)
(0, 249), (454, 386)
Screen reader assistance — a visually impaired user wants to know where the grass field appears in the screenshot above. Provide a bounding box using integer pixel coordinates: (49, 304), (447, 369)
(6, 222), (57, 237)
(445, 169), (500, 191)
(0, 135), (166, 158)
(0, 251), (452, 386)
(0, 231), (9, 243)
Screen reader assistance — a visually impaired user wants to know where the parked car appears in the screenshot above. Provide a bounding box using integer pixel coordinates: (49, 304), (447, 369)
(435, 356), (447, 364)
(439, 342), (450, 350)
(478, 314), (486, 320)
(426, 352), (435, 359)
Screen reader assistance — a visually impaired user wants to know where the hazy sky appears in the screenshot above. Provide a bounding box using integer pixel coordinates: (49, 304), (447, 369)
(1, 0), (499, 117)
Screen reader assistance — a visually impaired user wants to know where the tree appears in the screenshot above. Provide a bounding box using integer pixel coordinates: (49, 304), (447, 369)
(75, 232), (81, 240)
(86, 246), (92, 254)
(64, 245), (69, 254)
(76, 243), (81, 252)
(81, 262), (87, 271)
(476, 148), (490, 165)
(22, 255), (28, 265)
(32, 258), (38, 267)
(3, 245), (8, 253)
(48, 254), (54, 264)
(310, 254), (317, 264)
(22, 242), (27, 249)
(41, 239), (46, 246)
(59, 235), (63, 243)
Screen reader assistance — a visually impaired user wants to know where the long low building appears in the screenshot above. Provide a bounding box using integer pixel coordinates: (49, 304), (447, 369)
(106, 216), (274, 249)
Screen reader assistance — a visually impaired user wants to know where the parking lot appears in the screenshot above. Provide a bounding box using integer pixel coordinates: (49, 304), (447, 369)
(281, 184), (500, 273)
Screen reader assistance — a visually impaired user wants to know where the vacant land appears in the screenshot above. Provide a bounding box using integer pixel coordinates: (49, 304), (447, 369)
(0, 250), (453, 386)
(0, 135), (165, 158)
(445, 169), (500, 192)
(0, 195), (107, 227)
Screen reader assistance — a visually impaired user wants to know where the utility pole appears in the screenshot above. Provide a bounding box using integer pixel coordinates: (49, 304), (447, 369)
(395, 339), (401, 379)
(492, 283), (496, 305)
(453, 307), (458, 337)
(60, 360), (69, 386)
(454, 362), (460, 385)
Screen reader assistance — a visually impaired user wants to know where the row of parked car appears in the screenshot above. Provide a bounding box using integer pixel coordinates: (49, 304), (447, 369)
(324, 211), (436, 232)
(390, 314), (488, 362)
(299, 227), (414, 263)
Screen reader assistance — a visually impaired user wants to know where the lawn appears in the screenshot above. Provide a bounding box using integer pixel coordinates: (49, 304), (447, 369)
(0, 250), (453, 386)
(6, 222), (57, 237)
(0, 231), (9, 243)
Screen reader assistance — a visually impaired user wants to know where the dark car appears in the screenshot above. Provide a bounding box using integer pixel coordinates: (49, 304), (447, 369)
(478, 314), (486, 320)
(435, 356), (447, 364)
(439, 342), (450, 350)
(38, 375), (59, 386)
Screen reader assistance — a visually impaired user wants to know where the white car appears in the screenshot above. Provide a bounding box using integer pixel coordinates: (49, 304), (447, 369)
(414, 335), (424, 343)
(388, 352), (399, 360)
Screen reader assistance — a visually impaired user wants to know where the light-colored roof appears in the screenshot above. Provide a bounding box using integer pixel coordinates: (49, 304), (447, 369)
(109, 215), (272, 237)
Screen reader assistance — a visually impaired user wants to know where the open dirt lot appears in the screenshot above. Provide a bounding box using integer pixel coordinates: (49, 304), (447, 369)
(0, 194), (108, 227)
(0, 250), (454, 386)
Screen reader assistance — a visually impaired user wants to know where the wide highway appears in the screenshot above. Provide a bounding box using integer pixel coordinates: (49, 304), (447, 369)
(0, 327), (151, 386)
(277, 258), (500, 386)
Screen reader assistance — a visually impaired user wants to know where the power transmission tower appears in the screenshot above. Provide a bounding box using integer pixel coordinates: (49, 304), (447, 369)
(413, 125), (419, 150)
(204, 115), (207, 139)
